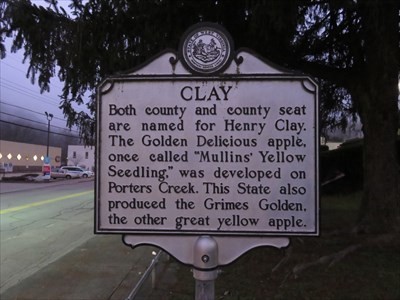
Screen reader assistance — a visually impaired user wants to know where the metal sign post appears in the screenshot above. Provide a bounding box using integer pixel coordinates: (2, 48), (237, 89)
(193, 236), (219, 300)
(124, 235), (290, 298)
(96, 22), (319, 298)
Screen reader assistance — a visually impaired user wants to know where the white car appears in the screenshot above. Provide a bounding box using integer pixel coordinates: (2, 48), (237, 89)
(51, 168), (81, 179)
(60, 166), (94, 178)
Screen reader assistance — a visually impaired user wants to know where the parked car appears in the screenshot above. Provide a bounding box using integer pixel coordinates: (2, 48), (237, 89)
(51, 168), (80, 179)
(60, 166), (94, 178)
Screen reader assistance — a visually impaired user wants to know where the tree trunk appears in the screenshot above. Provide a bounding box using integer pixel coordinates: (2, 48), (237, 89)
(353, 0), (400, 233)
(355, 88), (400, 233)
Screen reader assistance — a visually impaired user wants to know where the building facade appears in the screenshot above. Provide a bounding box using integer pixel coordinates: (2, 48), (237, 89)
(0, 140), (62, 173)
(67, 145), (95, 171)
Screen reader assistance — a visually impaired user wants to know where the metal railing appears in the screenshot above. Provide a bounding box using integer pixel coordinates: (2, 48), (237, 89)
(125, 250), (165, 300)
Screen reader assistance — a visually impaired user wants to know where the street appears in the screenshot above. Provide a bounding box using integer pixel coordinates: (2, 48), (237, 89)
(0, 179), (95, 294)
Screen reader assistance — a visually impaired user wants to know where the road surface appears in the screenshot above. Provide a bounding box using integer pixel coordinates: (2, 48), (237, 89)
(0, 179), (94, 294)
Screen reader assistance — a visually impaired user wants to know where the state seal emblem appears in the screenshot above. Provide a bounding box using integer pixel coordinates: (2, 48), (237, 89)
(180, 23), (233, 75)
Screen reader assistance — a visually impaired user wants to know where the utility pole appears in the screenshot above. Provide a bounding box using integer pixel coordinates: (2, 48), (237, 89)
(45, 111), (53, 157)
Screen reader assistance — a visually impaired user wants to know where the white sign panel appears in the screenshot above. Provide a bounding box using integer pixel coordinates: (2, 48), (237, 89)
(96, 74), (319, 236)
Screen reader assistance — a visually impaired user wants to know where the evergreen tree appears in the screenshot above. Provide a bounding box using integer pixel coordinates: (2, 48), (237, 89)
(1, 0), (398, 232)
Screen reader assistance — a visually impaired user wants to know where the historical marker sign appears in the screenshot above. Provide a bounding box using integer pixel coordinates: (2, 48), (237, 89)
(95, 23), (319, 237)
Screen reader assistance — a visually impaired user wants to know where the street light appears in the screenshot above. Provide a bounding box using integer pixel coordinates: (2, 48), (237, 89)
(45, 111), (53, 157)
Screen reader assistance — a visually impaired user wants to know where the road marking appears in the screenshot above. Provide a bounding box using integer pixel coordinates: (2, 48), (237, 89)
(0, 191), (93, 215)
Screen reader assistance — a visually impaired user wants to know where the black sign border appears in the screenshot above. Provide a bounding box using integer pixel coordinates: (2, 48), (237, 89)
(95, 74), (320, 237)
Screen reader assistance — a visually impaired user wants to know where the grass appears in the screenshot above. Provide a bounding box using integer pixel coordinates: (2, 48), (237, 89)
(154, 191), (400, 300)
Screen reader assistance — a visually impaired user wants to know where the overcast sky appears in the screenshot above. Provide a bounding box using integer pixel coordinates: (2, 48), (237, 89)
(0, 0), (89, 135)
(1, 42), (67, 122)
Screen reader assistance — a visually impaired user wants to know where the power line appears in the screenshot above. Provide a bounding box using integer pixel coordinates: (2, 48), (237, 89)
(0, 100), (92, 122)
(0, 119), (81, 139)
(1, 60), (65, 90)
(1, 77), (62, 104)
(1, 83), (60, 107)
(0, 100), (68, 122)
(0, 111), (80, 133)
(1, 60), (27, 75)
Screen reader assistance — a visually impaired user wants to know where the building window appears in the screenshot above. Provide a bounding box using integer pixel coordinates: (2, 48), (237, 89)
(73, 151), (76, 158)
(85, 152), (89, 159)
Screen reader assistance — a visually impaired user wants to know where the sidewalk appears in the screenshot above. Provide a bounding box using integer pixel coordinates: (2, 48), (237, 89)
(0, 179), (187, 300)
(0, 235), (183, 300)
